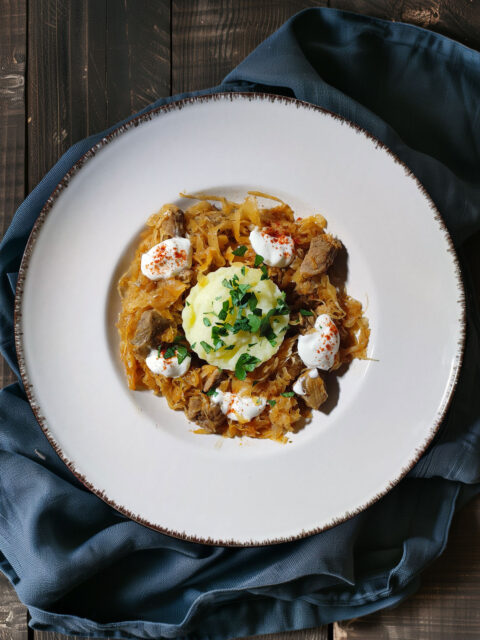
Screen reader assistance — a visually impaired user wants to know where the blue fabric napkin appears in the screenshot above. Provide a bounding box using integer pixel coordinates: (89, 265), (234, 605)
(1, 7), (479, 639)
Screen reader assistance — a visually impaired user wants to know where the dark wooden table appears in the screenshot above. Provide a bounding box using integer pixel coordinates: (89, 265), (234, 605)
(1, 2), (480, 639)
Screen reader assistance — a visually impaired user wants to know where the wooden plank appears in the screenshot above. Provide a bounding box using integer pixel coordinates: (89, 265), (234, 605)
(328, 0), (480, 50)
(105, 0), (170, 123)
(0, 0), (27, 389)
(334, 494), (480, 639)
(0, 2), (27, 629)
(0, 574), (28, 640)
(171, 0), (328, 94)
(27, 0), (107, 191)
(27, 0), (171, 192)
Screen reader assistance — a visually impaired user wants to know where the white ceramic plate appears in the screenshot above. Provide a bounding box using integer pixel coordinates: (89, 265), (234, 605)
(15, 94), (464, 545)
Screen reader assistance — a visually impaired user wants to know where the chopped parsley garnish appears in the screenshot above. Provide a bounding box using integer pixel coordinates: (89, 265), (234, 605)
(175, 345), (189, 364)
(232, 317), (251, 334)
(247, 314), (262, 333)
(254, 254), (264, 267)
(267, 399), (276, 407)
(163, 346), (175, 359)
(205, 387), (218, 397)
(191, 342), (196, 349)
(200, 341), (213, 354)
(281, 391), (295, 397)
(218, 300), (230, 321)
(300, 309), (314, 317)
(199, 268), (292, 363)
(241, 265), (247, 276)
(235, 353), (261, 380)
(260, 264), (269, 280)
(159, 344), (190, 364)
(233, 245), (248, 256)
(173, 334), (185, 343)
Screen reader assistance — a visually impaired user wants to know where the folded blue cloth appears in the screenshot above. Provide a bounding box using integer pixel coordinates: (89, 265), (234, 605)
(1, 8), (479, 639)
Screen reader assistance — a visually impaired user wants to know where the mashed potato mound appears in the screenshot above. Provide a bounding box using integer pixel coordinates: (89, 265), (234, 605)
(182, 264), (289, 370)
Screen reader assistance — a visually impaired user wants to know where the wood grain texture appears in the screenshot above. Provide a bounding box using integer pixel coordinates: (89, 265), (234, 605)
(105, 0), (170, 123)
(27, 0), (107, 191)
(27, 0), (170, 191)
(171, 0), (327, 94)
(334, 495), (480, 639)
(0, 573), (27, 640)
(329, 0), (480, 50)
(0, 0), (26, 387)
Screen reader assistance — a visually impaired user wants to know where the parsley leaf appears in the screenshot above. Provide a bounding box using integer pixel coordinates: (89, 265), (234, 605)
(260, 264), (269, 280)
(205, 387), (218, 397)
(300, 309), (314, 317)
(200, 341), (213, 354)
(217, 300), (230, 321)
(176, 345), (189, 364)
(235, 353), (261, 380)
(247, 314), (262, 333)
(163, 346), (175, 359)
(232, 245), (248, 256)
(248, 293), (258, 311)
(223, 344), (235, 351)
(281, 391), (295, 397)
(203, 317), (212, 327)
(241, 265), (247, 276)
(254, 254), (264, 267)
(232, 317), (251, 334)
(268, 399), (276, 407)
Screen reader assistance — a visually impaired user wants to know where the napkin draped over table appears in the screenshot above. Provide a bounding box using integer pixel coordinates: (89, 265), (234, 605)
(1, 8), (479, 639)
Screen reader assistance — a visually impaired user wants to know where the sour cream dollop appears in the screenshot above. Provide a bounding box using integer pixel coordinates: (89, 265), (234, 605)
(249, 227), (295, 267)
(141, 237), (192, 281)
(145, 348), (191, 378)
(211, 390), (267, 422)
(292, 368), (319, 396)
(297, 314), (340, 370)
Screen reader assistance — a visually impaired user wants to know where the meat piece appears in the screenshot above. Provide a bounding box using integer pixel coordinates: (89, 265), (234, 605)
(185, 395), (226, 432)
(287, 352), (305, 380)
(160, 206), (185, 239)
(297, 372), (328, 410)
(299, 234), (341, 277)
(131, 309), (169, 357)
(201, 366), (223, 393)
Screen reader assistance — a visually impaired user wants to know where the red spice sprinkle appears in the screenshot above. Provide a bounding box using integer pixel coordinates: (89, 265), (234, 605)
(262, 227), (293, 246)
(147, 244), (188, 275)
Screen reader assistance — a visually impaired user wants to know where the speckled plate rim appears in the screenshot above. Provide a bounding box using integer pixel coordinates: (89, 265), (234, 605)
(14, 92), (466, 546)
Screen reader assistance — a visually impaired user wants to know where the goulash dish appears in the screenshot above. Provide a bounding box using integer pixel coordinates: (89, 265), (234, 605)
(117, 193), (370, 442)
